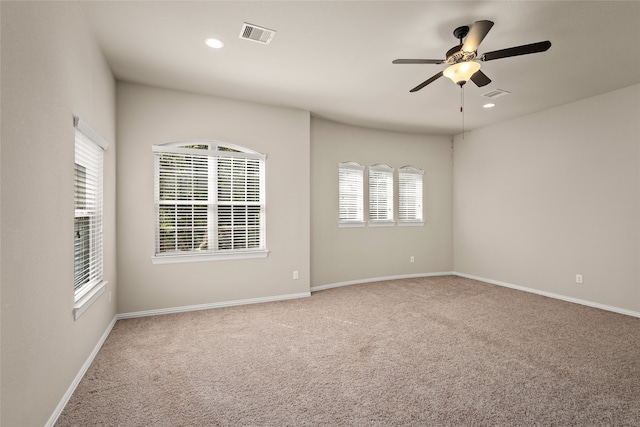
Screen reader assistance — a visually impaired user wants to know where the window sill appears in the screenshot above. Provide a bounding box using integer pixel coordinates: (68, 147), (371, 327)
(368, 221), (395, 227)
(398, 221), (424, 227)
(73, 281), (107, 321)
(152, 249), (269, 264)
(338, 221), (365, 228)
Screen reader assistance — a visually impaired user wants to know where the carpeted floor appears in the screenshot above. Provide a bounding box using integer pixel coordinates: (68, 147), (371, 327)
(55, 276), (640, 426)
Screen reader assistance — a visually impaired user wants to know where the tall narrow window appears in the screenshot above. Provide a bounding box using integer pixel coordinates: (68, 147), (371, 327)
(74, 117), (108, 319)
(398, 166), (424, 225)
(368, 164), (394, 225)
(338, 162), (365, 227)
(153, 141), (267, 262)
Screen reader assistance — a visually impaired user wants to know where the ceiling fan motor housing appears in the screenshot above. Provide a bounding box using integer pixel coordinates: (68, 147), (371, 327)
(445, 45), (477, 64)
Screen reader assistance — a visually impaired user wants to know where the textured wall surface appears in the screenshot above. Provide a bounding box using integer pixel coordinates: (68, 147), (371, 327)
(311, 118), (453, 286)
(1, 2), (117, 425)
(116, 82), (311, 314)
(454, 84), (640, 312)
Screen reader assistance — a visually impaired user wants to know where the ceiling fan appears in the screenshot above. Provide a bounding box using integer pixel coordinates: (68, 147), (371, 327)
(393, 20), (551, 92)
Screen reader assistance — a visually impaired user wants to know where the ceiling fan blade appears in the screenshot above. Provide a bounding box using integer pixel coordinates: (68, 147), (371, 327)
(393, 59), (445, 64)
(462, 20), (494, 53)
(409, 71), (444, 92)
(480, 40), (551, 61)
(470, 70), (491, 87)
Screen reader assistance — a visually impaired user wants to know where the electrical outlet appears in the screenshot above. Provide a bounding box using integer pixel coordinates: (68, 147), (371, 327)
(576, 274), (583, 284)
(410, 256), (415, 263)
(293, 270), (299, 280)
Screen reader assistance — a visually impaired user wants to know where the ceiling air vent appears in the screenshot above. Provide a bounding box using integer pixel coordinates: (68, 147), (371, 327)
(482, 89), (511, 99)
(240, 23), (276, 45)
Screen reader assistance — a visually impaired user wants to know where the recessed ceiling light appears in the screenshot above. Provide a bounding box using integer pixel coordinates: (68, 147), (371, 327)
(483, 103), (496, 108)
(205, 38), (224, 49)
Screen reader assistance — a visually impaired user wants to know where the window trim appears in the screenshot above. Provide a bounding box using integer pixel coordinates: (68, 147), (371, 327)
(73, 281), (107, 320)
(74, 117), (108, 151)
(151, 250), (268, 264)
(73, 116), (108, 320)
(152, 140), (269, 263)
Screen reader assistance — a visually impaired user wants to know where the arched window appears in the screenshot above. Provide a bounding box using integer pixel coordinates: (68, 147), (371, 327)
(338, 161), (364, 227)
(152, 141), (267, 262)
(398, 166), (424, 225)
(368, 164), (394, 225)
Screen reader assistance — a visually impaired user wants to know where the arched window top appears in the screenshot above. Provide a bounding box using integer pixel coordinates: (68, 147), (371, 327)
(370, 163), (394, 172)
(338, 161), (365, 171)
(399, 165), (424, 175)
(153, 140), (265, 160)
(216, 141), (260, 154)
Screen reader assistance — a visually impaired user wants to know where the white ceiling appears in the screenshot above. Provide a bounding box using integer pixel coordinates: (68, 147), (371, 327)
(79, 1), (640, 135)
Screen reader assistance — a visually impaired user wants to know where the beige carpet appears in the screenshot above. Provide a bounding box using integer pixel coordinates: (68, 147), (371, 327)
(56, 276), (640, 426)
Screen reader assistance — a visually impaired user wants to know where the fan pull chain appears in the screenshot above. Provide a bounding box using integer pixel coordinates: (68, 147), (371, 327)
(460, 85), (465, 139)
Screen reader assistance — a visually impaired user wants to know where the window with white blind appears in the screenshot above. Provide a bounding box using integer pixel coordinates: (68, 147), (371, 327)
(338, 162), (365, 227)
(153, 141), (267, 263)
(368, 164), (394, 225)
(74, 117), (108, 320)
(398, 166), (424, 226)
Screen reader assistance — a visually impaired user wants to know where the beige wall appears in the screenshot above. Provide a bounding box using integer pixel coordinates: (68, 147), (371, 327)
(1, 2), (117, 425)
(453, 84), (640, 313)
(311, 118), (453, 286)
(116, 83), (311, 314)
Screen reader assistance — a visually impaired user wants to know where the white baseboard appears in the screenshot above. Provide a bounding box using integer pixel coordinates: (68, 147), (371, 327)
(46, 315), (118, 427)
(454, 272), (640, 319)
(117, 292), (311, 319)
(310, 272), (455, 292)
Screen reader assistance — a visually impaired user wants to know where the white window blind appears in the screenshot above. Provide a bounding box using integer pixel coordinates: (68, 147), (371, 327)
(368, 164), (394, 224)
(156, 148), (209, 252)
(338, 162), (364, 227)
(398, 166), (424, 225)
(217, 154), (263, 250)
(74, 118), (107, 303)
(153, 142), (267, 262)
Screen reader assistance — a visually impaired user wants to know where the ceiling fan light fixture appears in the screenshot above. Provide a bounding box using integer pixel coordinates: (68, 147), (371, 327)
(443, 61), (481, 86)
